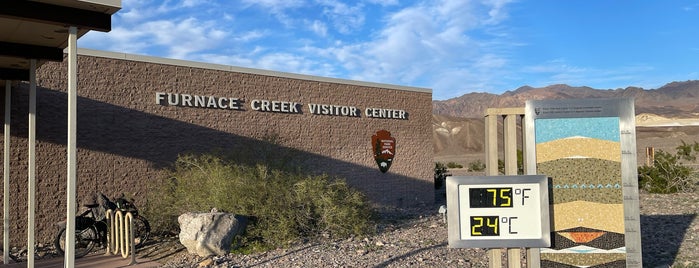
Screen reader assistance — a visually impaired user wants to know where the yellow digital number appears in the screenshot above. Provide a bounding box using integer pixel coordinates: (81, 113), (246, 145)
(487, 216), (498, 234)
(471, 217), (483, 235)
(487, 188), (511, 207)
(471, 216), (500, 236)
(487, 189), (497, 206)
(500, 188), (511, 207)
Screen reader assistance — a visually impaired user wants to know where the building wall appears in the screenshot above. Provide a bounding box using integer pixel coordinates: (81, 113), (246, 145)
(1, 49), (432, 245)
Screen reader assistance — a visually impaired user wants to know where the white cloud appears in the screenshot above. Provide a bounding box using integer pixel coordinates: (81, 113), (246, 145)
(364, 0), (398, 6)
(239, 0), (305, 27)
(316, 0), (365, 34)
(180, 0), (210, 8)
(234, 30), (267, 42)
(520, 59), (666, 90)
(307, 0), (516, 90)
(83, 0), (524, 99)
(308, 20), (328, 37)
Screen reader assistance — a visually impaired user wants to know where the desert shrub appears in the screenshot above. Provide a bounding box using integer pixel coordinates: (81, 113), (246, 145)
(497, 149), (524, 175)
(638, 149), (697, 194)
(434, 162), (451, 190)
(145, 153), (375, 251)
(676, 140), (699, 161)
(446, 162), (463, 169)
(467, 160), (486, 172)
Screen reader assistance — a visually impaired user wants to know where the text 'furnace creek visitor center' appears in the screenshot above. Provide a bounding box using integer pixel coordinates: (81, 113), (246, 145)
(3, 49), (433, 243)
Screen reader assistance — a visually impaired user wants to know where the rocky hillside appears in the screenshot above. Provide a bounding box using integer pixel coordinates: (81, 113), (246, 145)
(432, 80), (699, 165)
(433, 80), (699, 118)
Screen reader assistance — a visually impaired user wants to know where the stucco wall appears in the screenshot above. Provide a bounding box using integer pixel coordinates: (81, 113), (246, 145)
(1, 50), (432, 244)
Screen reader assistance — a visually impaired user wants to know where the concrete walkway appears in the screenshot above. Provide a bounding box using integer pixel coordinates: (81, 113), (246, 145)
(1, 253), (162, 268)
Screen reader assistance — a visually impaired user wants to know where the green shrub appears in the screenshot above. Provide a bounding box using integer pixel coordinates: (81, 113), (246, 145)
(446, 162), (463, 169)
(467, 160), (486, 172)
(145, 153), (375, 251)
(497, 150), (524, 175)
(434, 162), (451, 189)
(638, 149), (696, 194)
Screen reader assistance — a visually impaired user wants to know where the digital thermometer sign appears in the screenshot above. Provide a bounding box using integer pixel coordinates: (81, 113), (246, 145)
(446, 175), (550, 248)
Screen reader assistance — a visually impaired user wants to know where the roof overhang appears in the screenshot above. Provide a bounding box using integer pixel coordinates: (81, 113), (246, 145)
(0, 0), (121, 81)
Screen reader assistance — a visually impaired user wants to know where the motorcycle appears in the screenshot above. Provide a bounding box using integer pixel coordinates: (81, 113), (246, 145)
(54, 193), (151, 258)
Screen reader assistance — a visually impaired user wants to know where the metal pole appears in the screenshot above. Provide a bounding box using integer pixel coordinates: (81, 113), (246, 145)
(522, 115), (540, 268)
(28, 59), (37, 268)
(129, 213), (137, 265)
(3, 80), (11, 264)
(65, 26), (78, 268)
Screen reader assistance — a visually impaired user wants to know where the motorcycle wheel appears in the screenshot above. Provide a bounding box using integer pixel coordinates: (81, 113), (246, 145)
(54, 226), (98, 258)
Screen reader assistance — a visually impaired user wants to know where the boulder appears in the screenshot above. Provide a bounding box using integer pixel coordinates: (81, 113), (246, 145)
(178, 211), (248, 257)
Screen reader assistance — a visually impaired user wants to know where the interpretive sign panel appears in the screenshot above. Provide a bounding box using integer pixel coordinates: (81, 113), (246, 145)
(446, 175), (550, 248)
(525, 98), (642, 268)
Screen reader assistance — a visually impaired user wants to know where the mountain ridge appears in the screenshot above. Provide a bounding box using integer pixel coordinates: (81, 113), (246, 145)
(432, 80), (699, 166)
(433, 80), (699, 118)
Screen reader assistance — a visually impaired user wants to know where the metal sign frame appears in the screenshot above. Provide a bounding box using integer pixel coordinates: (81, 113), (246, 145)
(446, 175), (550, 248)
(524, 98), (642, 267)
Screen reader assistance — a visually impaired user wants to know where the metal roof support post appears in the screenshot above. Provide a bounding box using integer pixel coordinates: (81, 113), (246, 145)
(3, 80), (10, 265)
(65, 26), (78, 268)
(28, 59), (37, 268)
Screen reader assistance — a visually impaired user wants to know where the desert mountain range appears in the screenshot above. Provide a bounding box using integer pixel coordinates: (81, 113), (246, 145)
(432, 80), (699, 165)
(433, 80), (699, 118)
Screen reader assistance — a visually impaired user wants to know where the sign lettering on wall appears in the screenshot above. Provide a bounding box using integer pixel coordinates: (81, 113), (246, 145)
(155, 92), (408, 119)
(156, 92), (243, 110)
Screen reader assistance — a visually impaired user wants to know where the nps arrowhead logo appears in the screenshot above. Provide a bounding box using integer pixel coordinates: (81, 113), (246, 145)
(372, 130), (396, 173)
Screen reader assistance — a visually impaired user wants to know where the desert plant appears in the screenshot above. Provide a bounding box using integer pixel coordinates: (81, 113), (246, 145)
(676, 140), (699, 161)
(467, 160), (486, 172)
(638, 149), (697, 194)
(434, 162), (451, 189)
(145, 153), (375, 251)
(497, 150), (524, 175)
(446, 162), (463, 169)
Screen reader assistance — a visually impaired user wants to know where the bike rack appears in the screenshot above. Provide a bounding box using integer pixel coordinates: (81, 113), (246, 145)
(105, 209), (137, 265)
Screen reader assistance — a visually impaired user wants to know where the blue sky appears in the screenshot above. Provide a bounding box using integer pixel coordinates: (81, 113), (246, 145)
(80, 0), (699, 100)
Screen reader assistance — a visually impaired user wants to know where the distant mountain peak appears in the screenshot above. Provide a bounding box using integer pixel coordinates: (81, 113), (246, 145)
(433, 80), (699, 118)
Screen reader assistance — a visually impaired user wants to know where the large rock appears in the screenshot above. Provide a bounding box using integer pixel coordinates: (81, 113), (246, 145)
(178, 211), (248, 257)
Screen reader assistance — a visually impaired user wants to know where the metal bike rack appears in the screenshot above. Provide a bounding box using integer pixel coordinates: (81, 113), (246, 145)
(105, 209), (137, 265)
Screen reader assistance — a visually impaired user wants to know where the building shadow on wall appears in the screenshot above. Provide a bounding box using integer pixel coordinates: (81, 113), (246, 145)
(8, 85), (434, 209)
(640, 214), (696, 267)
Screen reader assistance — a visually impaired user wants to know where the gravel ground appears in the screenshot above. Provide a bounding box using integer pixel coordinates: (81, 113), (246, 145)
(152, 192), (698, 268)
(7, 192), (694, 267)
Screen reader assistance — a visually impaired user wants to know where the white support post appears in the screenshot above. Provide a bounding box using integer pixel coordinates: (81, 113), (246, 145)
(3, 80), (10, 265)
(485, 108), (527, 268)
(504, 114), (520, 268)
(65, 26), (78, 268)
(522, 115), (540, 268)
(484, 113), (502, 268)
(28, 59), (37, 268)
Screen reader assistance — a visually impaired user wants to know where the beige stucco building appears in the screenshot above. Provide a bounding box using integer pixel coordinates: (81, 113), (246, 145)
(3, 49), (433, 243)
